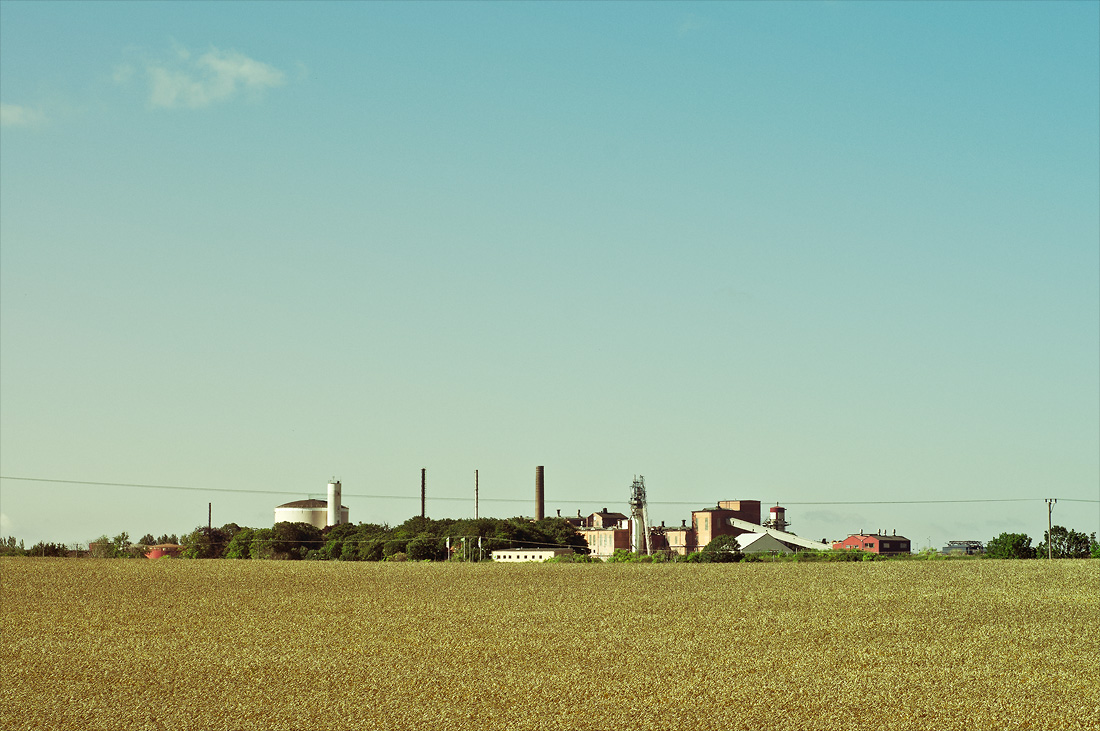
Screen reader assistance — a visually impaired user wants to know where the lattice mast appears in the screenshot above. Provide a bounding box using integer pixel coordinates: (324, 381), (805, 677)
(629, 475), (652, 555)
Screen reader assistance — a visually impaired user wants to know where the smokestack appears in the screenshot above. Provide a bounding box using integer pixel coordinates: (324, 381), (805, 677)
(421, 469), (426, 518)
(327, 480), (341, 526)
(535, 466), (545, 521)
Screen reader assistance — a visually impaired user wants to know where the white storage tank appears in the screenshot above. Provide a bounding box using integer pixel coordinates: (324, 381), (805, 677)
(275, 497), (349, 529)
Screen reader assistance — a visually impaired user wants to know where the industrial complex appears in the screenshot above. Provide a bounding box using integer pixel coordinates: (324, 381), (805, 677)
(269, 470), (915, 562)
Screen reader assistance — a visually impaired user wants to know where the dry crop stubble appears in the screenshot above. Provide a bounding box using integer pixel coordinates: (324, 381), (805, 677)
(1, 558), (1097, 730)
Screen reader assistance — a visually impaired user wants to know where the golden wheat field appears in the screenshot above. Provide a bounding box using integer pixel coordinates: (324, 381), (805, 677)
(1, 558), (1098, 731)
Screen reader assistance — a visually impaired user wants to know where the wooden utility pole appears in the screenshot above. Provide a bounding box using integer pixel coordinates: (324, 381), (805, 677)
(421, 468), (426, 519)
(1046, 498), (1056, 559)
(208, 502), (212, 533)
(475, 469), (479, 520)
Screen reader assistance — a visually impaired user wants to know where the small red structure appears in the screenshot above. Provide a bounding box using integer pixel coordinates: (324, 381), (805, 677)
(832, 531), (911, 556)
(145, 544), (183, 559)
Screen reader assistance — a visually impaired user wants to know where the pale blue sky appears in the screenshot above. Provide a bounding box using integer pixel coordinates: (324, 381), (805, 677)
(2, 1), (1097, 549)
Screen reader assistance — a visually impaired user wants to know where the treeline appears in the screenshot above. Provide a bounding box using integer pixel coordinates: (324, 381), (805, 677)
(0, 516), (591, 561)
(214, 516), (590, 561)
(4, 522), (1097, 561)
(982, 527), (1099, 559)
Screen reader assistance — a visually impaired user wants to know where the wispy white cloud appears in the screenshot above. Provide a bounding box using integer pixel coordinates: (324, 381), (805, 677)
(0, 511), (13, 534)
(0, 103), (45, 127)
(132, 46), (286, 109)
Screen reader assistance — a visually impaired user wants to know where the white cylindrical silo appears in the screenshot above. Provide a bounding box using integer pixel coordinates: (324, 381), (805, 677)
(327, 480), (342, 526)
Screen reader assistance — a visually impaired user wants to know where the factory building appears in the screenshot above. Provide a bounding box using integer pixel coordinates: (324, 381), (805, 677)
(274, 481), (348, 529)
(832, 531), (911, 555)
(573, 498), (834, 557)
(735, 532), (794, 555)
(691, 500), (762, 551)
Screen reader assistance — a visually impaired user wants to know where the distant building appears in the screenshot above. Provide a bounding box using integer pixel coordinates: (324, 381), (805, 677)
(145, 544), (183, 559)
(691, 500), (762, 552)
(579, 526), (632, 559)
(734, 532), (794, 555)
(588, 508), (629, 529)
(660, 522), (694, 556)
(832, 531), (911, 555)
(492, 548), (574, 562)
(942, 540), (984, 555)
(274, 499), (348, 530)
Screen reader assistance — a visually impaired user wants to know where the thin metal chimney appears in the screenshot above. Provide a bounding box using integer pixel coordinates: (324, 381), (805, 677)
(535, 466), (545, 521)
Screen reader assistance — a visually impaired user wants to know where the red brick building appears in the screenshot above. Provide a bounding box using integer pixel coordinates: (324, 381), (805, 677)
(691, 500), (761, 552)
(832, 532), (911, 556)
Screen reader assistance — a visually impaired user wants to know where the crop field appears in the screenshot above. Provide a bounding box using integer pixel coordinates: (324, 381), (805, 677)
(2, 558), (1097, 730)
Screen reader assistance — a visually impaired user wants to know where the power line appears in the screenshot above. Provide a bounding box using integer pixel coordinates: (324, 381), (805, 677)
(1, 475), (1096, 505)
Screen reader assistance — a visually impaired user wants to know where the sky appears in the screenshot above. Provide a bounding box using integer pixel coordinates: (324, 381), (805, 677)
(1, 1), (1098, 551)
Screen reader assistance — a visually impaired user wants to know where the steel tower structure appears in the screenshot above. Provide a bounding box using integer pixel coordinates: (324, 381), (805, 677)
(629, 475), (652, 555)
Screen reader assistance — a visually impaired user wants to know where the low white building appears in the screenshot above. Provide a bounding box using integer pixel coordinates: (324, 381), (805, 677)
(491, 548), (574, 562)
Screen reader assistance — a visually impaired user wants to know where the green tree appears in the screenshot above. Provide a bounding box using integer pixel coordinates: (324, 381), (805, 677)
(268, 522), (323, 560)
(984, 532), (1036, 559)
(406, 533), (444, 561)
(321, 522), (361, 560)
(225, 528), (255, 559)
(702, 535), (744, 563)
(382, 539), (409, 559)
(0, 537), (26, 557)
(138, 534), (156, 546)
(250, 528), (275, 559)
(358, 538), (385, 562)
(90, 535), (120, 558)
(1036, 526), (1094, 559)
(181, 526), (233, 559)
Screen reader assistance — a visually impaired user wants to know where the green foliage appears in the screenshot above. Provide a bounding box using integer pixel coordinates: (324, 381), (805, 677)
(701, 535), (744, 563)
(181, 526), (234, 559)
(138, 534), (156, 546)
(383, 539), (409, 559)
(26, 541), (67, 557)
(249, 528), (274, 559)
(984, 532), (1036, 559)
(359, 538), (385, 562)
(406, 533), (444, 561)
(1036, 526), (1095, 559)
(225, 528), (255, 559)
(90, 533), (133, 558)
(321, 522), (360, 560)
(269, 522), (324, 560)
(1, 536), (27, 557)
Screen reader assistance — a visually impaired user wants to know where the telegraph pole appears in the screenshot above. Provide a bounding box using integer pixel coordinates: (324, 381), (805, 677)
(475, 469), (479, 520)
(1046, 498), (1056, 559)
(421, 469), (426, 519)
